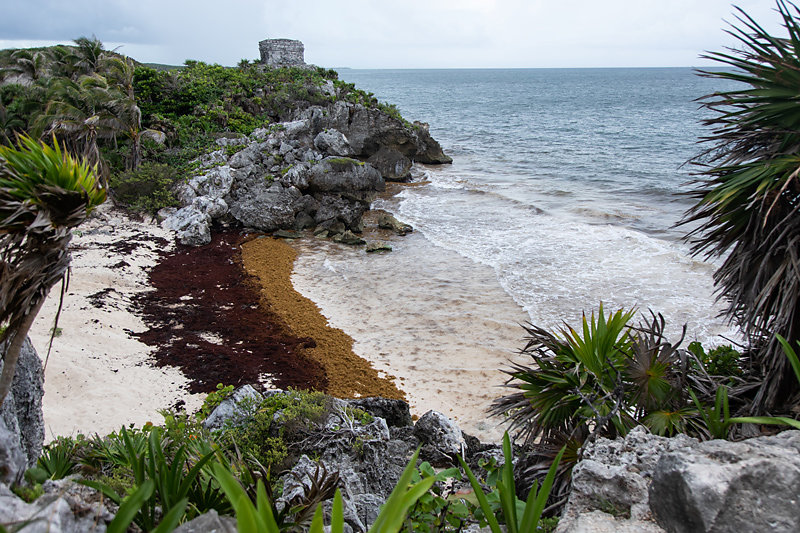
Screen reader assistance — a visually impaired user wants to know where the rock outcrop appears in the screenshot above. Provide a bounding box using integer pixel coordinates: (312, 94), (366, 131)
(557, 426), (800, 533)
(163, 96), (449, 246)
(204, 386), (485, 532)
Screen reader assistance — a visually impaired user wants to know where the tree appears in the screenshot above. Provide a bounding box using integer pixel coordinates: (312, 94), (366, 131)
(681, 0), (800, 412)
(0, 135), (105, 407)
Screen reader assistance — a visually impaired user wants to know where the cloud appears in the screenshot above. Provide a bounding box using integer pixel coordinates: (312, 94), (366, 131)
(0, 0), (790, 67)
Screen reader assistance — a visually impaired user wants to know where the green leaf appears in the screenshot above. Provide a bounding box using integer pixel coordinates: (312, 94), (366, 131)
(106, 480), (154, 533)
(331, 489), (344, 533)
(457, 454), (502, 533)
(152, 498), (188, 533)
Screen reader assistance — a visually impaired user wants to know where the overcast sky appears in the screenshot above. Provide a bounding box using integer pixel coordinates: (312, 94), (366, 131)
(0, 1), (789, 68)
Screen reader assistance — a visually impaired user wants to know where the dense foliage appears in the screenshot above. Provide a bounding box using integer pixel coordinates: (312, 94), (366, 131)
(0, 39), (402, 214)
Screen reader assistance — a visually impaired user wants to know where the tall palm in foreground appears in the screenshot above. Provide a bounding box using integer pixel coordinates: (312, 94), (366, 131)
(680, 0), (800, 412)
(0, 135), (105, 407)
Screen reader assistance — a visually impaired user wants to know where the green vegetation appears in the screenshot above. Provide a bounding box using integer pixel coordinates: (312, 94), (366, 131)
(0, 135), (104, 410)
(0, 38), (406, 214)
(679, 0), (800, 413)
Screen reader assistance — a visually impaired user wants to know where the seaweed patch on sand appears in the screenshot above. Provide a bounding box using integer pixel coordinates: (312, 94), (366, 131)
(132, 231), (327, 393)
(241, 236), (405, 400)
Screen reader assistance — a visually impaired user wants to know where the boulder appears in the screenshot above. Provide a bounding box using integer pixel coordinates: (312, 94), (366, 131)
(333, 231), (366, 246)
(649, 430), (800, 533)
(366, 241), (392, 253)
(347, 397), (412, 428)
(202, 385), (263, 431)
(413, 411), (466, 467)
(0, 337), (44, 470)
(179, 166), (234, 205)
(227, 180), (302, 231)
(0, 477), (114, 533)
(315, 196), (368, 232)
(162, 206), (212, 246)
(378, 213), (413, 235)
(314, 129), (355, 157)
(173, 509), (237, 533)
(367, 147), (412, 181)
(306, 158), (384, 195)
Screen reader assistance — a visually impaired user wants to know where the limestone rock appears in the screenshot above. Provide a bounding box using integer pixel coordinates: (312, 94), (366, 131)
(347, 397), (412, 428)
(0, 478), (113, 533)
(203, 385), (263, 431)
(378, 213), (413, 235)
(0, 418), (25, 485)
(162, 206), (211, 246)
(333, 230), (366, 246)
(414, 411), (466, 467)
(173, 509), (237, 533)
(366, 241), (392, 253)
(556, 426), (693, 532)
(649, 430), (800, 533)
(314, 129), (354, 157)
(259, 39), (305, 68)
(227, 180), (302, 231)
(0, 337), (44, 470)
(315, 196), (368, 231)
(306, 157), (384, 194)
(367, 146), (412, 181)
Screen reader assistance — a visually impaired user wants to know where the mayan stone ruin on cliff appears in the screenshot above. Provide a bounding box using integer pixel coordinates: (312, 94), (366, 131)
(258, 38), (305, 67)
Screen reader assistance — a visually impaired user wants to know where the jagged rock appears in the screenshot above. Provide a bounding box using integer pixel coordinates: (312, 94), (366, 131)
(414, 411), (466, 467)
(649, 430), (800, 533)
(314, 129), (355, 157)
(173, 509), (237, 533)
(378, 213), (413, 235)
(228, 143), (263, 169)
(0, 478), (113, 533)
(365, 241), (392, 253)
(0, 337), (44, 470)
(556, 426), (693, 532)
(333, 231), (366, 246)
(315, 196), (367, 232)
(0, 418), (25, 485)
(367, 146), (412, 181)
(306, 157), (384, 194)
(179, 166), (234, 205)
(162, 206), (212, 246)
(202, 385), (263, 431)
(227, 180), (302, 231)
(347, 398), (412, 428)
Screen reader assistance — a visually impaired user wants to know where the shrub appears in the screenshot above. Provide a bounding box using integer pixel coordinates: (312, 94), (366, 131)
(108, 161), (180, 214)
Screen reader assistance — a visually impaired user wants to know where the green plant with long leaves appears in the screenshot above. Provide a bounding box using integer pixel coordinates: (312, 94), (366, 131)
(0, 135), (105, 409)
(679, 0), (800, 413)
(82, 426), (222, 531)
(458, 433), (564, 533)
(212, 448), (435, 533)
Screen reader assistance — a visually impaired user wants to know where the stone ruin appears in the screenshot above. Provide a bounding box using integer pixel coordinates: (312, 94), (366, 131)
(259, 39), (305, 68)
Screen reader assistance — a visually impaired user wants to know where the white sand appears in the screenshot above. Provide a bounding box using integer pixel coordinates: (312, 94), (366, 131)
(28, 204), (203, 441)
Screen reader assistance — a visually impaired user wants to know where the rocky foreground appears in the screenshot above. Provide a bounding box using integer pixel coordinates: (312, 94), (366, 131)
(3, 356), (800, 532)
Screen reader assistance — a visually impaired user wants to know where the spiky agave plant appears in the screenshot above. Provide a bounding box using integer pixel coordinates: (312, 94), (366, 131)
(680, 0), (800, 412)
(0, 134), (105, 407)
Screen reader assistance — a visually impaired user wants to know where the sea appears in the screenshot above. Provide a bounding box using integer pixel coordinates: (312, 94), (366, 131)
(289, 68), (741, 439)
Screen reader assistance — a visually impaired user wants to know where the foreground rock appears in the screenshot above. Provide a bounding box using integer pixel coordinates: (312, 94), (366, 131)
(0, 337), (44, 482)
(557, 426), (800, 533)
(205, 386), (496, 532)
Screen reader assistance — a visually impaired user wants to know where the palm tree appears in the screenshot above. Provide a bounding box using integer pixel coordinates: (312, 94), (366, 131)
(0, 135), (105, 407)
(71, 36), (106, 75)
(103, 56), (161, 170)
(680, 0), (800, 412)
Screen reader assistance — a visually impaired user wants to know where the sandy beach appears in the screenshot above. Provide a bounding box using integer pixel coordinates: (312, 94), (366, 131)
(28, 204), (205, 440)
(28, 197), (526, 443)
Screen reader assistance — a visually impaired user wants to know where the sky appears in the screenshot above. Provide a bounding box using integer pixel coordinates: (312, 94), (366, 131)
(0, 0), (789, 68)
